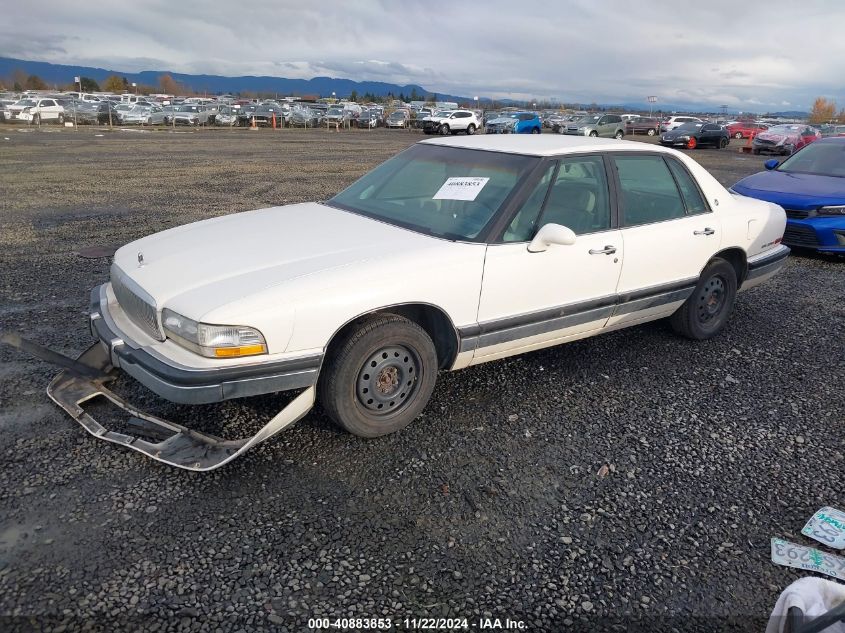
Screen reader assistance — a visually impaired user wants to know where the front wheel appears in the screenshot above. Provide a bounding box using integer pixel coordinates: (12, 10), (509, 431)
(439, 124), (450, 136)
(669, 258), (737, 340)
(318, 314), (438, 438)
(734, 132), (743, 139)
(57, 113), (64, 124)
(32, 114), (40, 125)
(687, 137), (697, 149)
(466, 124), (476, 135)
(589, 130), (598, 137)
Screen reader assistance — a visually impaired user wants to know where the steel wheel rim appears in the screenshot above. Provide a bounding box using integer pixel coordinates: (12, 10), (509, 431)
(356, 345), (421, 416)
(697, 275), (726, 324)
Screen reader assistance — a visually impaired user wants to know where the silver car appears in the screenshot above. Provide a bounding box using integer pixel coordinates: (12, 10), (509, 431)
(562, 114), (625, 139)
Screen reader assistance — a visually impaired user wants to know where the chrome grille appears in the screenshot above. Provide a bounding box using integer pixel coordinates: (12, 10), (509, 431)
(110, 267), (164, 341)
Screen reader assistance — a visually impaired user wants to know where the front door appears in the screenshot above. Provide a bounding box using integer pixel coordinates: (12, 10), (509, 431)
(473, 155), (623, 363)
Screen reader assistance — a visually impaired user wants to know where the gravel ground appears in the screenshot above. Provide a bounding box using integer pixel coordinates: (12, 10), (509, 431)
(1, 127), (843, 632)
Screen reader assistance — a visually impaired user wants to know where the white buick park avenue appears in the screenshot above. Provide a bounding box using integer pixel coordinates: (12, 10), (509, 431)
(5, 135), (789, 470)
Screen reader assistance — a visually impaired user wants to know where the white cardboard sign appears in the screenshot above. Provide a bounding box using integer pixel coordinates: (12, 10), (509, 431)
(432, 177), (489, 201)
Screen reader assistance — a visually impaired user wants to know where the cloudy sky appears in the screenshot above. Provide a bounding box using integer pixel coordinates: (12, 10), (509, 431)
(2, 0), (844, 110)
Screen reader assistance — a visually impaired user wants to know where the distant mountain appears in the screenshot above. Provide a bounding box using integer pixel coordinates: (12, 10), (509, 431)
(0, 57), (809, 116)
(0, 56), (471, 102)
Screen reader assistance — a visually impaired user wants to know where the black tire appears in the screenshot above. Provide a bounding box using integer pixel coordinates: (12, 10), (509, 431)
(32, 114), (40, 125)
(57, 113), (64, 124)
(589, 130), (598, 137)
(670, 258), (737, 341)
(318, 314), (438, 438)
(531, 127), (540, 134)
(466, 124), (476, 135)
(718, 137), (728, 149)
(734, 132), (743, 139)
(614, 130), (624, 140)
(439, 124), (450, 136)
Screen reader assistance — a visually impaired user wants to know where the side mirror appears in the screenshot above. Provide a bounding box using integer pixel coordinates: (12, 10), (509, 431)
(527, 223), (577, 253)
(764, 159), (779, 170)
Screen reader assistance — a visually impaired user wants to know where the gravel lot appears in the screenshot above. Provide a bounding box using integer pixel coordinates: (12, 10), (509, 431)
(1, 127), (843, 632)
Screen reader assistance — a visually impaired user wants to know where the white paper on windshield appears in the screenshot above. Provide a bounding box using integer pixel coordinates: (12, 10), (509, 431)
(433, 177), (490, 201)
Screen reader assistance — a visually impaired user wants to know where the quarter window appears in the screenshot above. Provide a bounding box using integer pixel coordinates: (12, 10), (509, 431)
(666, 159), (709, 215)
(615, 155), (686, 226)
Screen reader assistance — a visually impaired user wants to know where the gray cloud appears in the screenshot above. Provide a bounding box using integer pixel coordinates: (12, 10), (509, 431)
(2, 0), (844, 110)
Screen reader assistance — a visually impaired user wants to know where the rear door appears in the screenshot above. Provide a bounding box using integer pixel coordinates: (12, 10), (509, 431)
(474, 155), (623, 362)
(607, 153), (720, 328)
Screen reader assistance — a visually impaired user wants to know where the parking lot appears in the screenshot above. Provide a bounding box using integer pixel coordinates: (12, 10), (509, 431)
(1, 128), (843, 632)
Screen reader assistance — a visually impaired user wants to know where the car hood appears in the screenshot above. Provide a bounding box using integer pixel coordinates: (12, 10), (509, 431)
(756, 131), (793, 143)
(113, 202), (445, 319)
(733, 171), (845, 209)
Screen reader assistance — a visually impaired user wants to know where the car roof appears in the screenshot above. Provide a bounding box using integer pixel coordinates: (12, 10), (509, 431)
(419, 134), (682, 157)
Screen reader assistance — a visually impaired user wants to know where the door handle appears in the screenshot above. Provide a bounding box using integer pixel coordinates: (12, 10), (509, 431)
(589, 245), (617, 255)
(694, 228), (716, 236)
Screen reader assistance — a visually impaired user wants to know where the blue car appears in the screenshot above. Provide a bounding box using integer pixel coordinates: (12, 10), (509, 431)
(485, 111), (541, 134)
(731, 137), (845, 254)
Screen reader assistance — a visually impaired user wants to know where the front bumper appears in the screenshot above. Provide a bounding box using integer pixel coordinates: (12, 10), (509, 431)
(660, 138), (691, 147)
(783, 218), (845, 253)
(89, 284), (321, 405)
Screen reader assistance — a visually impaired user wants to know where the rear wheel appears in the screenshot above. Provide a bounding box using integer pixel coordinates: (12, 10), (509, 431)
(318, 314), (438, 438)
(734, 132), (743, 139)
(531, 127), (540, 134)
(687, 137), (697, 149)
(752, 148), (761, 155)
(647, 128), (656, 136)
(32, 114), (40, 125)
(57, 113), (64, 124)
(614, 130), (624, 140)
(670, 258), (737, 340)
(466, 124), (476, 135)
(718, 137), (728, 149)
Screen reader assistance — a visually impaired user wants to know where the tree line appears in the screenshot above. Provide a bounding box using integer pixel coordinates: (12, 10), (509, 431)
(809, 97), (845, 124)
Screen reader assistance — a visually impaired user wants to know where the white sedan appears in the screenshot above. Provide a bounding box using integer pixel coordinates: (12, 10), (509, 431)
(18, 135), (790, 470)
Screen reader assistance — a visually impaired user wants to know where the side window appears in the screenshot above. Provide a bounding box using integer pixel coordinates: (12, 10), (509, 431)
(541, 156), (611, 235)
(502, 163), (556, 242)
(666, 158), (709, 215)
(615, 155), (686, 227)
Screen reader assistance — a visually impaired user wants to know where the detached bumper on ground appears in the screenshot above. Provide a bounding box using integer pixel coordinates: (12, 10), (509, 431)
(1, 334), (315, 471)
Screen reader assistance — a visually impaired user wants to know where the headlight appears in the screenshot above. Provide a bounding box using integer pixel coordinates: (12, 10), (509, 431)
(162, 308), (267, 358)
(819, 206), (845, 216)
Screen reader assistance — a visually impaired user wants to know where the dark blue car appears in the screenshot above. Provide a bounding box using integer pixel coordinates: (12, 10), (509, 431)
(732, 138), (845, 254)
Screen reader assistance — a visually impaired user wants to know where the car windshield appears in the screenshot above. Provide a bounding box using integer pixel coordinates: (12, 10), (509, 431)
(16, 99), (37, 107)
(580, 115), (601, 124)
(388, 112), (404, 119)
(676, 123), (704, 131)
(329, 144), (539, 241)
(777, 141), (845, 177)
(327, 108), (343, 115)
